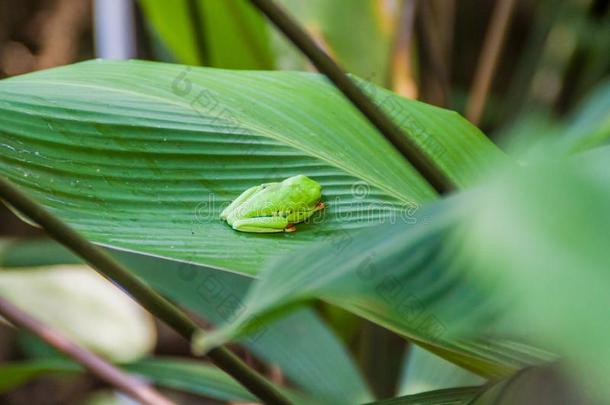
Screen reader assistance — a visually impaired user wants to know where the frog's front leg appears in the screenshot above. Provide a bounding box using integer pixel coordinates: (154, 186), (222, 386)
(232, 216), (294, 233)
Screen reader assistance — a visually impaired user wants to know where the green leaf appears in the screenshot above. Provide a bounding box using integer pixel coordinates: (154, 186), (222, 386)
(275, 0), (395, 85)
(0, 238), (78, 268)
(0, 358), (79, 392)
(139, 0), (274, 69)
(0, 357), (263, 402)
(398, 347), (485, 396)
(468, 365), (586, 405)
(120, 252), (374, 404)
(508, 81), (610, 158)
(0, 239), (372, 404)
(123, 357), (258, 402)
(455, 147), (610, 401)
(368, 365), (586, 404)
(138, 0), (200, 66)
(365, 386), (481, 405)
(558, 80), (610, 152)
(195, 146), (610, 400)
(191, 197), (553, 378)
(0, 59), (500, 276)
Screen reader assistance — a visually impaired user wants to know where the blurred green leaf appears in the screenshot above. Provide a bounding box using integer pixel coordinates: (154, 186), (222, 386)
(502, 80), (610, 158)
(398, 347), (484, 396)
(0, 60), (500, 276)
(365, 386), (481, 405)
(123, 357), (258, 402)
(139, 0), (274, 69)
(558, 80), (610, 152)
(470, 365), (586, 405)
(0, 240), (372, 404)
(275, 0), (395, 85)
(0, 359), (78, 393)
(192, 197), (553, 378)
(369, 364), (586, 404)
(0, 357), (275, 402)
(455, 146), (610, 401)
(0, 238), (79, 268)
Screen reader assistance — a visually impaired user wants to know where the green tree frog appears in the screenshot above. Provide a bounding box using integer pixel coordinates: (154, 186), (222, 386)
(220, 175), (325, 233)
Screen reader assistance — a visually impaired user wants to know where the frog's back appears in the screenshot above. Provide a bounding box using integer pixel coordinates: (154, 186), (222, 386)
(243, 175), (321, 218)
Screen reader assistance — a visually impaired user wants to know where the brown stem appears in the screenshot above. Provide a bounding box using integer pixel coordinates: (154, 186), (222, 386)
(0, 295), (174, 405)
(186, 0), (208, 66)
(466, 0), (518, 125)
(415, 0), (455, 107)
(390, 0), (418, 99)
(248, 0), (453, 194)
(36, 0), (91, 70)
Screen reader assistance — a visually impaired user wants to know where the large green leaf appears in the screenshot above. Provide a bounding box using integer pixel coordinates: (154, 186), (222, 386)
(455, 146), (610, 401)
(196, 147), (610, 397)
(191, 196), (553, 378)
(0, 60), (499, 276)
(139, 0), (274, 69)
(0, 239), (372, 404)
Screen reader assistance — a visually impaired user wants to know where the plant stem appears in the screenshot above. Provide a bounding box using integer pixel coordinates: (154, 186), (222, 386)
(389, 0), (418, 99)
(0, 176), (292, 405)
(186, 0), (208, 65)
(554, 0), (609, 115)
(466, 0), (517, 125)
(415, 0), (454, 107)
(0, 296), (175, 405)
(248, 0), (452, 194)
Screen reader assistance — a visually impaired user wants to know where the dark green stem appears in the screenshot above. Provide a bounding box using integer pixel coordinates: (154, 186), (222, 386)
(186, 0), (208, 65)
(248, 0), (452, 194)
(0, 176), (292, 405)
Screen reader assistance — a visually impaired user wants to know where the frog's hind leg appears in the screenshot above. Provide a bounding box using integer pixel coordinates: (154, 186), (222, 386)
(286, 202), (325, 225)
(232, 216), (291, 233)
(221, 185), (262, 220)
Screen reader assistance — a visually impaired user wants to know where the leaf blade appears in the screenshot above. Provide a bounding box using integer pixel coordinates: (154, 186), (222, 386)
(0, 60), (501, 276)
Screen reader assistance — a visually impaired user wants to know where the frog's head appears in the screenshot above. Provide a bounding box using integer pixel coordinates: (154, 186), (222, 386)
(282, 175), (322, 207)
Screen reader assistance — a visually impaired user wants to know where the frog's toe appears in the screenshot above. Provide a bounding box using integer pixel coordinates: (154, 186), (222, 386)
(285, 225), (296, 232)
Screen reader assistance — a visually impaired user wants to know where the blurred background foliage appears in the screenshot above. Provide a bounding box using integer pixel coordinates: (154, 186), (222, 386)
(0, 0), (608, 404)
